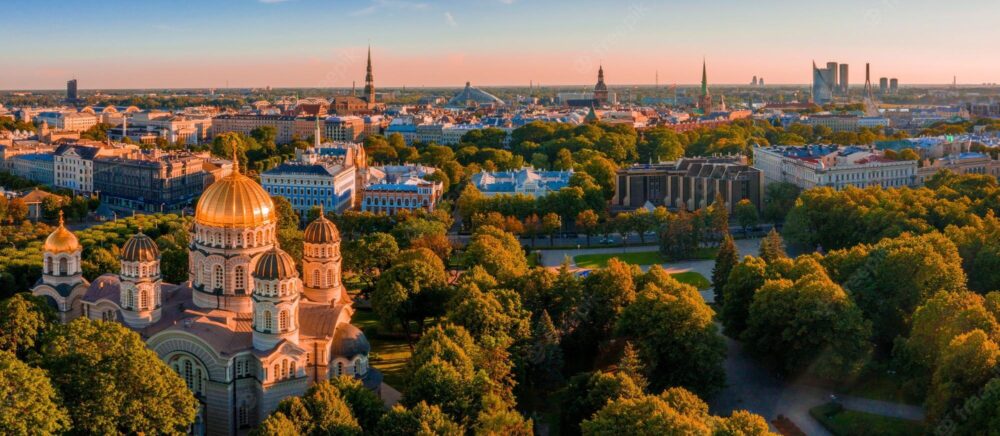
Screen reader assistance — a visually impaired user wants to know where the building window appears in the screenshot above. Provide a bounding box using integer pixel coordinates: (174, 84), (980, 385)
(213, 265), (224, 291)
(139, 290), (148, 310)
(59, 257), (68, 275)
(313, 270), (320, 288)
(336, 361), (343, 376)
(234, 266), (245, 291)
(238, 406), (249, 428)
(327, 269), (334, 288)
(279, 310), (289, 331)
(263, 310), (272, 332)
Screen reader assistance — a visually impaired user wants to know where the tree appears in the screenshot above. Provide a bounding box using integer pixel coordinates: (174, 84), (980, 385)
(715, 410), (777, 436)
(575, 210), (599, 247)
(712, 234), (739, 306)
(252, 413), (299, 436)
(758, 228), (786, 263)
(41, 319), (198, 434)
(328, 375), (386, 431)
(375, 402), (463, 436)
(523, 214), (541, 248)
(616, 281), (726, 396)
(951, 377), (1000, 434)
(0, 293), (54, 358)
(847, 233), (967, 348)
(709, 194), (730, 241)
(262, 380), (362, 435)
(464, 226), (528, 285)
(271, 196), (300, 230)
(720, 256), (768, 337)
(343, 232), (399, 293)
(742, 265), (872, 379)
(564, 259), (637, 368)
(472, 394), (533, 436)
(581, 393), (710, 435)
(926, 330), (1000, 422)
(372, 250), (449, 337)
(542, 212), (562, 247)
(526, 310), (564, 393)
(559, 371), (644, 435)
(410, 233), (453, 263)
(733, 199), (759, 235)
(761, 182), (800, 225)
(8, 198), (27, 223)
(0, 351), (70, 435)
(446, 278), (530, 349)
(618, 342), (648, 392)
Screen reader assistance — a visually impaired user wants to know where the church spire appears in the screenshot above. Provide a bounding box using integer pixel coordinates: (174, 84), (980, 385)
(701, 58), (709, 96)
(363, 45), (375, 104)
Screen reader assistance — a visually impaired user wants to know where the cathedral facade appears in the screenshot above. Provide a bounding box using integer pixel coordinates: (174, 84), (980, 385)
(32, 162), (379, 435)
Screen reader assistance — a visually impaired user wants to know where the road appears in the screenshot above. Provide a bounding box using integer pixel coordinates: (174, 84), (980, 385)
(535, 239), (926, 434)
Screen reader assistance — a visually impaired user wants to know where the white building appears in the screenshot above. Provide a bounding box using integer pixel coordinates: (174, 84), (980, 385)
(54, 142), (135, 194)
(753, 144), (916, 190)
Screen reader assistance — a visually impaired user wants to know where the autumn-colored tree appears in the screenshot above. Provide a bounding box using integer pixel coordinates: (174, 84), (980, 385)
(712, 234), (739, 305)
(575, 209), (600, 246)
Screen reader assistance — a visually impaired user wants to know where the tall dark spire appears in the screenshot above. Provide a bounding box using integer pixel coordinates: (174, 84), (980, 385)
(701, 58), (709, 96)
(363, 45), (375, 104)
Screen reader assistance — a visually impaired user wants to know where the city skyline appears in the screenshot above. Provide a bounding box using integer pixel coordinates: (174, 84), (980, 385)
(4, 0), (1000, 89)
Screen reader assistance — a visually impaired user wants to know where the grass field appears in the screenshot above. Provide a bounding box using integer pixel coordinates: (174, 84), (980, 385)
(351, 309), (412, 389)
(573, 251), (668, 268)
(810, 403), (926, 436)
(670, 271), (712, 289)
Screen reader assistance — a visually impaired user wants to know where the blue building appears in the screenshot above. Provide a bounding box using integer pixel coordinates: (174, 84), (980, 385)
(260, 161), (356, 216)
(471, 168), (573, 198)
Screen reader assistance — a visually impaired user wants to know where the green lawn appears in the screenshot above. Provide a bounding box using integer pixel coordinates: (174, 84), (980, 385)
(351, 309), (412, 389)
(572, 252), (711, 290)
(574, 251), (668, 268)
(810, 403), (926, 436)
(670, 271), (712, 289)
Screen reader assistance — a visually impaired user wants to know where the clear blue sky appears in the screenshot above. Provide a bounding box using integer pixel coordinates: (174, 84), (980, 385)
(3, 0), (997, 89)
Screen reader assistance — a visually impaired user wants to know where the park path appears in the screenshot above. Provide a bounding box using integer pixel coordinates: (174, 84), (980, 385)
(538, 238), (926, 434)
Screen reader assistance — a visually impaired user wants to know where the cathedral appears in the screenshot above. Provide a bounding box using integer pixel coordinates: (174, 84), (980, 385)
(32, 159), (379, 435)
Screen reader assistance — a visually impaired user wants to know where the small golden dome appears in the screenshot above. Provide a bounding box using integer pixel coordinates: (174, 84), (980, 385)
(304, 205), (340, 244)
(254, 247), (298, 281)
(121, 232), (159, 262)
(195, 156), (275, 228)
(44, 212), (80, 254)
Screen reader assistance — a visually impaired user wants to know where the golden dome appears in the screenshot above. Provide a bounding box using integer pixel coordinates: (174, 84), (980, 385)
(44, 212), (80, 254)
(195, 157), (275, 228)
(304, 205), (340, 244)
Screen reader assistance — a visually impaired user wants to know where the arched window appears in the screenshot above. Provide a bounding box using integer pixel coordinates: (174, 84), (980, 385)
(312, 270), (320, 288)
(354, 359), (360, 375)
(59, 257), (68, 275)
(213, 265), (224, 291)
(45, 257), (52, 274)
(273, 363), (280, 380)
(139, 290), (148, 310)
(290, 361), (296, 378)
(263, 310), (272, 331)
(234, 266), (245, 291)
(279, 310), (289, 331)
(327, 269), (334, 287)
(281, 360), (288, 379)
(336, 361), (343, 376)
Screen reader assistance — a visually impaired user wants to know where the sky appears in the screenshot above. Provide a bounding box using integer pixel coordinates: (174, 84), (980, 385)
(2, 0), (998, 90)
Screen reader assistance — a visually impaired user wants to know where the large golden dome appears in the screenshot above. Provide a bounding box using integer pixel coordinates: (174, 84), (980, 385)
(44, 212), (80, 254)
(195, 159), (275, 228)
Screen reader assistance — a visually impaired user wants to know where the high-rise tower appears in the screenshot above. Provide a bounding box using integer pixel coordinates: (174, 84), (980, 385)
(363, 45), (375, 104)
(839, 64), (850, 95)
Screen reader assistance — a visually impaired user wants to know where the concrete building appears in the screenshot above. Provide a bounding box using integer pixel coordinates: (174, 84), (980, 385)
(92, 150), (211, 214)
(839, 64), (850, 95)
(753, 144), (917, 190)
(35, 111), (98, 132)
(260, 161), (357, 216)
(130, 111), (212, 145)
(471, 168), (573, 198)
(612, 157), (762, 213)
(812, 61), (837, 104)
(211, 115), (299, 144)
(324, 116), (365, 142)
(54, 142), (135, 194)
(361, 165), (443, 215)
(916, 152), (1000, 185)
(11, 153), (54, 185)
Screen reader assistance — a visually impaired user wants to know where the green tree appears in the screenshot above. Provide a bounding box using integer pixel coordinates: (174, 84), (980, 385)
(761, 182), (800, 225)
(263, 380), (362, 435)
(41, 319), (198, 434)
(252, 413), (299, 436)
(758, 228), (786, 263)
(0, 293), (54, 358)
(617, 280), (726, 396)
(733, 199), (759, 235)
(742, 264), (872, 379)
(271, 195), (300, 230)
(559, 371), (644, 435)
(464, 225), (528, 285)
(328, 375), (386, 431)
(712, 234), (739, 306)
(343, 232), (399, 293)
(0, 351), (70, 435)
(618, 341), (648, 392)
(720, 256), (768, 337)
(951, 377), (1000, 434)
(575, 209), (599, 247)
(375, 402), (463, 436)
(542, 212), (562, 247)
(926, 330), (1000, 422)
(372, 250), (449, 337)
(526, 310), (564, 393)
